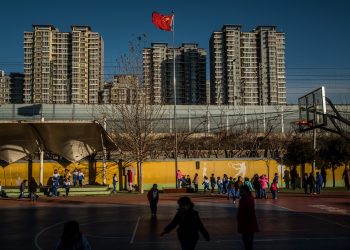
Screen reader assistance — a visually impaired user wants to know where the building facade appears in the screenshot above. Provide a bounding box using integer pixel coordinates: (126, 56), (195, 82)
(143, 43), (206, 105)
(100, 75), (140, 104)
(23, 25), (104, 104)
(0, 71), (24, 104)
(210, 25), (286, 105)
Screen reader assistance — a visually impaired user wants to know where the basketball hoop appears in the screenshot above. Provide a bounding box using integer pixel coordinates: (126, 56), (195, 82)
(295, 120), (308, 125)
(296, 120), (315, 128)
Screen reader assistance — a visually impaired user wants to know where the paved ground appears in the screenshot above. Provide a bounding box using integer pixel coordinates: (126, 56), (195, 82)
(0, 190), (349, 250)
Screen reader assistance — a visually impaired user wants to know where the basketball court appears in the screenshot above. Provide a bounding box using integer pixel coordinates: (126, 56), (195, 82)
(0, 191), (349, 249)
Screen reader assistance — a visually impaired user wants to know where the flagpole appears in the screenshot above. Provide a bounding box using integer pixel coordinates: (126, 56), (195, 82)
(172, 12), (178, 189)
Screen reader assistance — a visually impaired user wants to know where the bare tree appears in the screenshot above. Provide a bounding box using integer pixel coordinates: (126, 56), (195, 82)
(96, 35), (166, 193)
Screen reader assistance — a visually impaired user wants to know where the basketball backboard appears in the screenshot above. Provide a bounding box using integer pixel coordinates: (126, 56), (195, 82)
(298, 86), (327, 131)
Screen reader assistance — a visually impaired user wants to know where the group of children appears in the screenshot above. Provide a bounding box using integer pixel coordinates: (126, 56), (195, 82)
(302, 171), (324, 195)
(178, 171), (280, 200)
(49, 168), (85, 197)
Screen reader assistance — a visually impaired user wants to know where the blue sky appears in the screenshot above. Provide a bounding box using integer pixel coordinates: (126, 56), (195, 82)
(0, 0), (349, 103)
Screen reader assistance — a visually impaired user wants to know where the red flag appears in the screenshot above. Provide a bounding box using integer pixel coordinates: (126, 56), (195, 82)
(152, 12), (173, 31)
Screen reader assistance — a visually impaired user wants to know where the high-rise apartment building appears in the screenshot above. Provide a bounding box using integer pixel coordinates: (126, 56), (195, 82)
(143, 43), (206, 104)
(100, 75), (141, 104)
(23, 25), (104, 104)
(0, 71), (24, 104)
(0, 70), (9, 103)
(210, 25), (286, 105)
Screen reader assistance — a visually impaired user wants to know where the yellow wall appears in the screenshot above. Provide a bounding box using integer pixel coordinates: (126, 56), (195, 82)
(0, 159), (346, 190)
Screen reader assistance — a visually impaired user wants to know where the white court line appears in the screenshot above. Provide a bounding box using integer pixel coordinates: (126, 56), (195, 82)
(130, 216), (141, 244)
(34, 217), (138, 249)
(268, 202), (350, 230)
(265, 202), (296, 212)
(34, 221), (66, 250)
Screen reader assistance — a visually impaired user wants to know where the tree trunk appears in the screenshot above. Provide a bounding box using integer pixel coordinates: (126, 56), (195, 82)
(300, 162), (305, 188)
(137, 160), (143, 194)
(332, 165), (335, 188)
(88, 155), (96, 185)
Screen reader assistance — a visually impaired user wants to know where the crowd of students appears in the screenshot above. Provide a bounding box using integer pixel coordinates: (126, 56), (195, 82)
(48, 168), (85, 197)
(176, 170), (280, 200)
(16, 168), (86, 199)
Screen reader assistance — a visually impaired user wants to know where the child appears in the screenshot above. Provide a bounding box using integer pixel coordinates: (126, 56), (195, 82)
(52, 169), (60, 197)
(217, 177), (223, 194)
(18, 179), (27, 199)
(259, 175), (268, 199)
(192, 173), (199, 193)
(147, 184), (159, 217)
(227, 177), (235, 200)
(63, 176), (71, 197)
(244, 177), (254, 192)
(273, 173), (279, 192)
(210, 173), (216, 193)
(29, 177), (38, 202)
(112, 173), (118, 194)
(270, 180), (278, 199)
(202, 176), (210, 192)
(161, 196), (210, 249)
(72, 168), (78, 187)
(78, 170), (84, 187)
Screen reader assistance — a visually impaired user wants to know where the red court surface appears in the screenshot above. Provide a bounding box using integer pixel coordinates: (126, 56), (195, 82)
(0, 190), (349, 249)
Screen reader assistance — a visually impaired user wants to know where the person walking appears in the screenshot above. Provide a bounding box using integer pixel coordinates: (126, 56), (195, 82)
(252, 174), (261, 199)
(290, 166), (297, 190)
(63, 169), (71, 197)
(18, 179), (27, 199)
(202, 176), (210, 192)
(315, 172), (323, 194)
(227, 177), (235, 201)
(210, 173), (216, 193)
(186, 175), (192, 189)
(273, 173), (279, 191)
(192, 173), (199, 193)
(270, 180), (278, 199)
(112, 173), (118, 194)
(55, 220), (91, 250)
(28, 177), (38, 202)
(233, 176), (244, 203)
(147, 184), (159, 217)
(63, 176), (71, 197)
(78, 170), (84, 187)
(0, 181), (4, 198)
(222, 174), (228, 194)
(244, 177), (254, 192)
(283, 170), (290, 189)
(237, 185), (259, 250)
(258, 175), (268, 199)
(63, 169), (71, 183)
(160, 196), (210, 250)
(52, 169), (60, 197)
(177, 169), (183, 188)
(303, 173), (309, 195)
(127, 170), (133, 192)
(308, 173), (316, 194)
(72, 168), (78, 187)
(217, 177), (223, 194)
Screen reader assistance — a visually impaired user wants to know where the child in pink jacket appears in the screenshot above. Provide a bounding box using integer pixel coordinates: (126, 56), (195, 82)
(259, 175), (269, 199)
